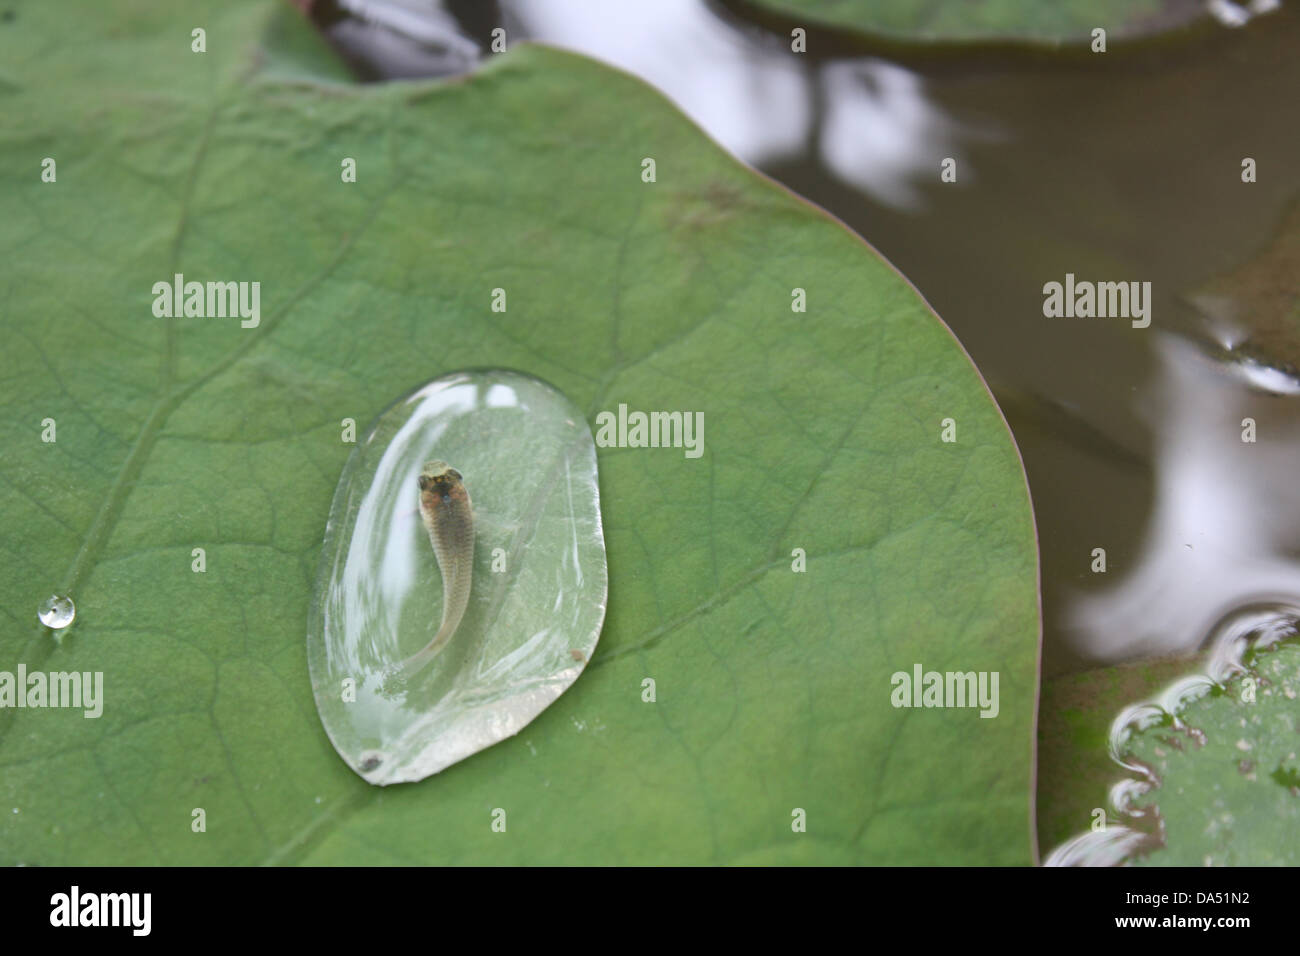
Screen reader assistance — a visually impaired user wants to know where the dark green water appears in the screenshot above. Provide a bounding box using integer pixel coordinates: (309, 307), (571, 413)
(312, 0), (1300, 679)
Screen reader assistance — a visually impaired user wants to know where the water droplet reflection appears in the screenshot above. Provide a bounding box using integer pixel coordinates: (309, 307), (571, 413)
(37, 594), (75, 630)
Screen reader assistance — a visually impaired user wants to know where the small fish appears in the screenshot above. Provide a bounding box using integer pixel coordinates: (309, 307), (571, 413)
(401, 460), (474, 675)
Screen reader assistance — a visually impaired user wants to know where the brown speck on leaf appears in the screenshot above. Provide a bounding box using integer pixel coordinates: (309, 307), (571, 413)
(663, 180), (750, 231)
(570, 649), (585, 663)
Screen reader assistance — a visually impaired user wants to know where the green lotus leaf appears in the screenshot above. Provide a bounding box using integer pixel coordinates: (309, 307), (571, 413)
(0, 0), (1038, 864)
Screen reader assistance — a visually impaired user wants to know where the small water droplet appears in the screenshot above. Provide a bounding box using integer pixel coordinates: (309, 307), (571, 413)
(308, 370), (608, 785)
(37, 594), (75, 629)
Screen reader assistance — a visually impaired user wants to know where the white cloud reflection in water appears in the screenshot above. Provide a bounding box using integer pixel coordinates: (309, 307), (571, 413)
(503, 0), (959, 209)
(1068, 333), (1300, 661)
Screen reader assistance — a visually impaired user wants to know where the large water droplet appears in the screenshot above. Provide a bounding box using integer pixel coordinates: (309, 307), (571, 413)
(308, 370), (607, 785)
(38, 594), (75, 629)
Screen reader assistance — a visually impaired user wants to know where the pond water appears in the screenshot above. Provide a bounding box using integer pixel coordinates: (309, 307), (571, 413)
(308, 0), (1300, 679)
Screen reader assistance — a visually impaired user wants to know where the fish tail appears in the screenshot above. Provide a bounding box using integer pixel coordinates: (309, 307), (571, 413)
(399, 618), (458, 676)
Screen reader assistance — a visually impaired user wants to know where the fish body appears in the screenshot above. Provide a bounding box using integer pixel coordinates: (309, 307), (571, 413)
(402, 460), (474, 674)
